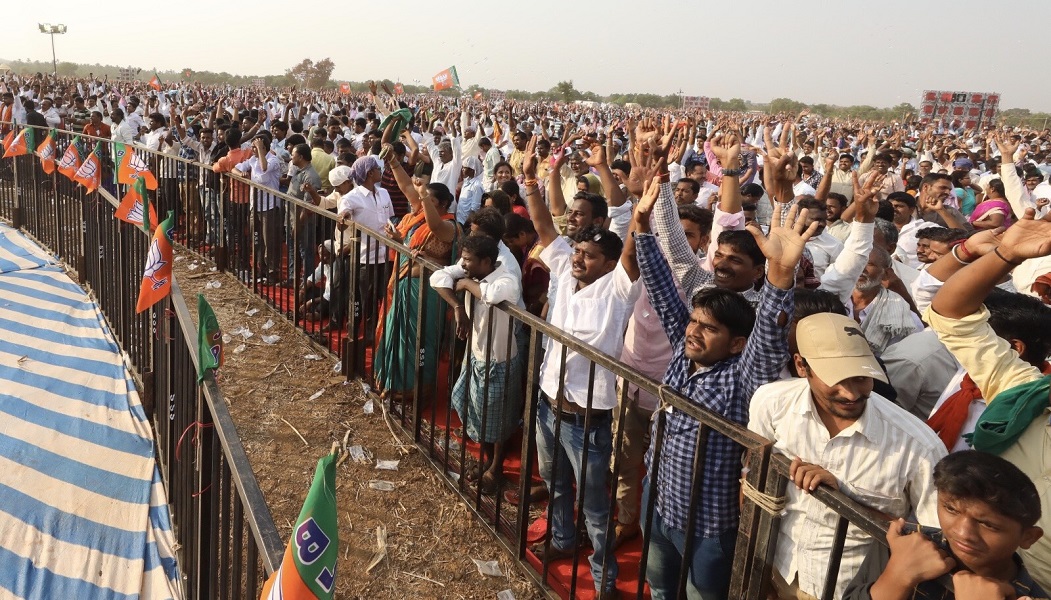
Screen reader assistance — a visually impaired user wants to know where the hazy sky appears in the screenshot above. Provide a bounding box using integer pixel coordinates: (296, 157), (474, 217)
(8, 0), (1050, 111)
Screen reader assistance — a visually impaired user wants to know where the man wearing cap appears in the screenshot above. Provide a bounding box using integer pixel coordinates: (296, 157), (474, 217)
(748, 311), (946, 600)
(457, 156), (484, 224)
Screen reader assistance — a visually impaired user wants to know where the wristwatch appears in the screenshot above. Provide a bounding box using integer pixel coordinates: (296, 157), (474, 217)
(721, 167), (745, 177)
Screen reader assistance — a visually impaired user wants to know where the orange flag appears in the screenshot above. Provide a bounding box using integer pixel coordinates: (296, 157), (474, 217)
(136, 211), (175, 314)
(431, 66), (458, 91)
(35, 129), (57, 174)
(115, 143), (159, 190)
(115, 177), (158, 231)
(149, 74), (162, 91)
(73, 143), (102, 193)
(339, 82), (350, 95)
(2, 128), (33, 158)
(1, 130), (13, 155)
(393, 83), (404, 95)
(57, 138), (83, 180)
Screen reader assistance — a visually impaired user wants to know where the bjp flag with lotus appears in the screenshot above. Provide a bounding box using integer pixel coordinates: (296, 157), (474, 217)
(35, 129), (57, 174)
(73, 143), (103, 193)
(136, 211), (175, 314)
(114, 177), (158, 232)
(57, 138), (83, 180)
(431, 66), (459, 91)
(115, 143), (159, 190)
(2, 127), (34, 158)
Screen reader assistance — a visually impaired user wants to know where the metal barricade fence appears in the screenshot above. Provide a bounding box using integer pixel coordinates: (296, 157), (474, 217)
(2, 122), (911, 600)
(0, 123), (282, 599)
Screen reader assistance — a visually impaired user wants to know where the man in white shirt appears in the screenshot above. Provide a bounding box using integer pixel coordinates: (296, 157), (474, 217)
(431, 235), (524, 496)
(480, 137), (501, 190)
(522, 141), (641, 598)
(428, 138), (462, 203)
(109, 108), (137, 146)
(748, 312), (946, 600)
(889, 192), (938, 269)
(39, 97), (61, 128)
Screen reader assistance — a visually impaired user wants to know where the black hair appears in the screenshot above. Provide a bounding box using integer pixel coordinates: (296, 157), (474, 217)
(573, 226), (622, 262)
(826, 193), (847, 209)
(916, 227), (967, 244)
(906, 175), (923, 191)
(887, 191), (917, 209)
(574, 193), (608, 221)
(610, 159), (631, 175)
(676, 177), (701, 196)
(677, 204), (713, 235)
(485, 190), (513, 215)
(799, 155), (814, 165)
(985, 288), (1051, 365)
(427, 183), (455, 211)
(876, 200), (896, 222)
(873, 152), (893, 164)
(690, 287), (756, 339)
(796, 196), (826, 212)
(740, 183), (764, 198)
(478, 137), (492, 148)
(285, 134), (306, 147)
(272, 120), (289, 133)
(933, 451), (1041, 528)
(461, 234), (499, 264)
(224, 127), (242, 148)
(467, 207), (505, 240)
(988, 178), (1006, 197)
(322, 140), (335, 153)
(794, 288), (848, 320)
(920, 172), (952, 189)
(337, 152), (356, 167)
(503, 213), (535, 238)
(354, 117), (367, 129)
(292, 143), (311, 162)
(500, 179), (521, 200)
(716, 230), (765, 267)
(493, 160), (513, 175)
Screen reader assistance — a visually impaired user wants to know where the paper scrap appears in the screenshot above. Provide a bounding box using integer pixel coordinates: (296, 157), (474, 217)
(205, 280), (221, 289)
(471, 558), (503, 577)
(363, 399), (374, 415)
(245, 308), (260, 316)
(496, 590), (515, 600)
(233, 344), (247, 354)
(262, 318), (275, 330)
(304, 354), (322, 361)
(262, 335), (280, 345)
(375, 460), (400, 471)
(368, 480), (395, 492)
(308, 389), (324, 401)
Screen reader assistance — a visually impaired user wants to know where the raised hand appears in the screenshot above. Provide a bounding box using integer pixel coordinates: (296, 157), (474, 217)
(997, 208), (1051, 263)
(710, 129), (742, 167)
(747, 202), (820, 275)
(522, 135), (538, 180)
(633, 175), (662, 224)
(584, 142), (606, 168)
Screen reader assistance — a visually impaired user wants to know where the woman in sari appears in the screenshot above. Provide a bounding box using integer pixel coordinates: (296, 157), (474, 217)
(373, 144), (461, 401)
(969, 178), (1013, 230)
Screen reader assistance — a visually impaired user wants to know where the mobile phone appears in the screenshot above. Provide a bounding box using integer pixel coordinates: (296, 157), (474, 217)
(388, 216), (399, 229)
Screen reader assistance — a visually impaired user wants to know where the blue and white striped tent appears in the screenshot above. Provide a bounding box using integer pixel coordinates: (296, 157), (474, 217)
(0, 223), (182, 599)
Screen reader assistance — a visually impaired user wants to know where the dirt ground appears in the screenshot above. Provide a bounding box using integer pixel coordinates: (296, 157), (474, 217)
(173, 249), (542, 600)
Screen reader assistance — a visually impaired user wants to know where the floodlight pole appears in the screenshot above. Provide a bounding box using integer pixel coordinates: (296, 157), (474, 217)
(38, 24), (67, 77)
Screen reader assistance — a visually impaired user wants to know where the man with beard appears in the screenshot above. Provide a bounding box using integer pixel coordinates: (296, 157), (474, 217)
(852, 246), (924, 354)
(748, 311), (945, 599)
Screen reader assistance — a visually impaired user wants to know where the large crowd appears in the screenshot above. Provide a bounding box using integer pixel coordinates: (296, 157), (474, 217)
(4, 71), (1051, 600)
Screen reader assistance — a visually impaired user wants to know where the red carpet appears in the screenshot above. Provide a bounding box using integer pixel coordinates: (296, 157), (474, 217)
(246, 257), (650, 600)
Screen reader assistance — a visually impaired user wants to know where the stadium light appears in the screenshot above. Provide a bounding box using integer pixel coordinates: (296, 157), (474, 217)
(38, 23), (67, 77)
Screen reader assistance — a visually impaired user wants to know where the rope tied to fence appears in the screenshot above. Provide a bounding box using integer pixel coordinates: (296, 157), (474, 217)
(740, 477), (786, 515)
(175, 420), (213, 462)
(656, 383), (676, 412)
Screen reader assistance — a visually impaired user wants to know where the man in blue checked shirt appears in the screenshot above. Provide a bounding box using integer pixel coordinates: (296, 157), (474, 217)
(632, 151), (819, 599)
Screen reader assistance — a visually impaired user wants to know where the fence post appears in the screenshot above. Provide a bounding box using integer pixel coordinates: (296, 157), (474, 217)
(11, 148), (22, 229)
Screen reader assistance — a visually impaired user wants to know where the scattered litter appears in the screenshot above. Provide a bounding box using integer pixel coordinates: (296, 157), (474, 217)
(375, 460), (400, 471)
(304, 354), (322, 361)
(210, 267), (217, 272)
(222, 334), (232, 344)
(233, 344), (247, 354)
(262, 335), (280, 345)
(174, 256), (185, 262)
(205, 280), (221, 289)
(334, 361), (343, 373)
(365, 524), (388, 573)
(363, 399), (374, 415)
(359, 380), (370, 394)
(242, 330), (254, 340)
(17, 355), (29, 366)
(471, 558), (503, 577)
(245, 308), (260, 317)
(448, 438), (461, 452)
(262, 318), (275, 330)
(368, 480), (395, 492)
(348, 445), (372, 464)
(187, 263), (199, 271)
(308, 389), (324, 401)
(497, 590), (515, 600)
(447, 471), (461, 483)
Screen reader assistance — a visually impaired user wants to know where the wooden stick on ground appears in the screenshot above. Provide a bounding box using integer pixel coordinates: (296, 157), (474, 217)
(279, 416), (309, 447)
